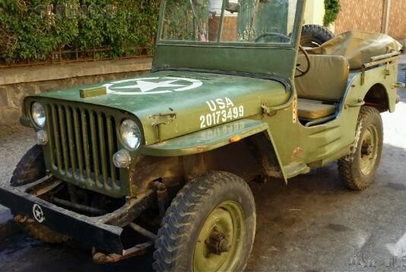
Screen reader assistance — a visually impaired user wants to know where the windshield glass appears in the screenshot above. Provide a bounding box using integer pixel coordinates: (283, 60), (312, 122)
(160, 0), (299, 44)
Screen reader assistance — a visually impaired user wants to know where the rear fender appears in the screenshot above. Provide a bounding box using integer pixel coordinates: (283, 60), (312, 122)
(342, 62), (398, 114)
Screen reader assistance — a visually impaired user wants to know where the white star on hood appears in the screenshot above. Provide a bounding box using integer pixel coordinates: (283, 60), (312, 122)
(113, 79), (185, 93)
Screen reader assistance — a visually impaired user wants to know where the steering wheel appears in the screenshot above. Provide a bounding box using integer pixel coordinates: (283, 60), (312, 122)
(295, 45), (311, 78)
(255, 32), (291, 43)
(255, 33), (311, 77)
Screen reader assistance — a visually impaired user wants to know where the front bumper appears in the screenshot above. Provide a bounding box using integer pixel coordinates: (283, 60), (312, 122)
(0, 176), (154, 254)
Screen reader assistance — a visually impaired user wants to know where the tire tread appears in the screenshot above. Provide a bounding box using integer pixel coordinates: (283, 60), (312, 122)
(11, 145), (70, 244)
(153, 171), (255, 272)
(338, 106), (383, 191)
(301, 24), (335, 46)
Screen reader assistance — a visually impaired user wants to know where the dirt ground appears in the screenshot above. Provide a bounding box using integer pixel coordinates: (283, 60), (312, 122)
(0, 61), (405, 272)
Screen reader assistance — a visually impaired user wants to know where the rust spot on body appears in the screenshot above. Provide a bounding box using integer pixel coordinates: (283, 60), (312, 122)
(195, 146), (205, 153)
(291, 147), (303, 159)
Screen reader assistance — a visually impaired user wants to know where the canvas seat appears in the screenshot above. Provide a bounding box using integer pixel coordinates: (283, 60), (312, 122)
(295, 54), (350, 121)
(298, 99), (337, 120)
(307, 31), (402, 70)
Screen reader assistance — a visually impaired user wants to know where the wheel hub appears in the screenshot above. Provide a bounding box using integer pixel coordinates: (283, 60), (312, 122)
(359, 125), (379, 176)
(362, 143), (374, 156)
(205, 227), (231, 255)
(193, 201), (245, 272)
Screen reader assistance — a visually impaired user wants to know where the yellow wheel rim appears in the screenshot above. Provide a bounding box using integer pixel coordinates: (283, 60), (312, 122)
(193, 201), (246, 272)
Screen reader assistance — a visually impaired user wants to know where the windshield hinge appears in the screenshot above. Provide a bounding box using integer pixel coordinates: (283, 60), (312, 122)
(261, 103), (277, 117)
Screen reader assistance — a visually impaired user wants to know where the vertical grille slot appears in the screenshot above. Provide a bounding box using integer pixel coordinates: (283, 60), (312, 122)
(81, 109), (93, 185)
(58, 105), (71, 176)
(47, 102), (121, 191)
(73, 108), (84, 181)
(98, 114), (110, 189)
(107, 117), (119, 189)
(46, 105), (56, 169)
(51, 105), (63, 174)
(89, 111), (101, 187)
(65, 107), (77, 180)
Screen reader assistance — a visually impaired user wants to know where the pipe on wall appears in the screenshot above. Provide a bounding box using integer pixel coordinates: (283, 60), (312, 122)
(382, 0), (391, 34)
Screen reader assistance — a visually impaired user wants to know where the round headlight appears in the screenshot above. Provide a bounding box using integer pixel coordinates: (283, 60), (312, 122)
(120, 119), (142, 150)
(31, 102), (46, 128)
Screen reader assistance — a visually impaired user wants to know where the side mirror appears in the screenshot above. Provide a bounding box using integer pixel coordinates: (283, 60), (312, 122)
(225, 1), (240, 13)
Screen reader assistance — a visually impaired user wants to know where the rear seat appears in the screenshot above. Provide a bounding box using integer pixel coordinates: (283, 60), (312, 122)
(295, 30), (401, 123)
(295, 54), (350, 121)
(307, 30), (402, 70)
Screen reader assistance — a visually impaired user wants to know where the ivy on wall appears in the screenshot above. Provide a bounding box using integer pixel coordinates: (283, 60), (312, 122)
(0, 0), (160, 63)
(324, 0), (341, 26)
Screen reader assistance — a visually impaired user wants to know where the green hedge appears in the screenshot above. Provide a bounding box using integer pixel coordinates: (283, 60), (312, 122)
(324, 0), (341, 26)
(0, 0), (160, 63)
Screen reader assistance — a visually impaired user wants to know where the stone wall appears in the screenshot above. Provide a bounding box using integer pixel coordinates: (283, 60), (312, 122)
(0, 58), (152, 138)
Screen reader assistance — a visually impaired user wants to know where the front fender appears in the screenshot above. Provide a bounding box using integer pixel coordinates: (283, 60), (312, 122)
(140, 119), (268, 157)
(139, 119), (288, 182)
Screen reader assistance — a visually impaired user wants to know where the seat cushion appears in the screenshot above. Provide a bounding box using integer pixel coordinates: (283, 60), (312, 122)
(295, 55), (349, 102)
(298, 99), (337, 120)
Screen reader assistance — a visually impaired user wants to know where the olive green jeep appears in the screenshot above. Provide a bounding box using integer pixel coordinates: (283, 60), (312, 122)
(0, 0), (403, 271)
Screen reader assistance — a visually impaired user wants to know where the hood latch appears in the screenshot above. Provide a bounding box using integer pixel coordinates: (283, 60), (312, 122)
(149, 112), (177, 142)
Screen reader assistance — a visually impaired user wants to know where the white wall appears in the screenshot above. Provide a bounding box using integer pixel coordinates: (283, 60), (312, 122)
(304, 0), (325, 26)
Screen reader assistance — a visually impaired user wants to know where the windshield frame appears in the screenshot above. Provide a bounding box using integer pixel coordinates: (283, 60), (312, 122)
(157, 0), (303, 48)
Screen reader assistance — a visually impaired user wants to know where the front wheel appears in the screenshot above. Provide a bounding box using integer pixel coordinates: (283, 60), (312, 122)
(338, 107), (383, 191)
(11, 145), (70, 244)
(153, 171), (256, 272)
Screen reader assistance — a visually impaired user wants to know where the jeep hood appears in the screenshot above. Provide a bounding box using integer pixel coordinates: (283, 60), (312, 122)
(35, 71), (290, 144)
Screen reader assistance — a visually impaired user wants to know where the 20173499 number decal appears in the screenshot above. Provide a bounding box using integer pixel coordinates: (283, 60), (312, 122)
(200, 97), (244, 128)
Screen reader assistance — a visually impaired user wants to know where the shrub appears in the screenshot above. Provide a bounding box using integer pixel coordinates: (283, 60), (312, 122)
(324, 0), (341, 27)
(0, 0), (160, 63)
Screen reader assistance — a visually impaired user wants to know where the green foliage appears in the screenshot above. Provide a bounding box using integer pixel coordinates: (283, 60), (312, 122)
(162, 0), (207, 41)
(0, 0), (160, 63)
(324, 0), (341, 27)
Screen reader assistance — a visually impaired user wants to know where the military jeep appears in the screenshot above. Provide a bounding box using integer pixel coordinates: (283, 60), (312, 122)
(0, 0), (403, 271)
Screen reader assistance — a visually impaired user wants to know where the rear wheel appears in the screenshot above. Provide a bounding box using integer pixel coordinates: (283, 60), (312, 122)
(153, 171), (256, 272)
(338, 107), (383, 191)
(11, 145), (70, 244)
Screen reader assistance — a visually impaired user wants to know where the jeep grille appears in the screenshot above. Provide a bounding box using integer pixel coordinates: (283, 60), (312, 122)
(46, 103), (121, 191)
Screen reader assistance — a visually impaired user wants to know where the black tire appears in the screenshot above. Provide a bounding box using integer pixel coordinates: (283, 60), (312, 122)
(11, 145), (70, 244)
(338, 107), (383, 191)
(153, 171), (256, 272)
(10, 145), (46, 187)
(301, 24), (335, 47)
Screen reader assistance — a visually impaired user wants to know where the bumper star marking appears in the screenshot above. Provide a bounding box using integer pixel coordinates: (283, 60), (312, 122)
(104, 77), (203, 95)
(32, 204), (45, 223)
